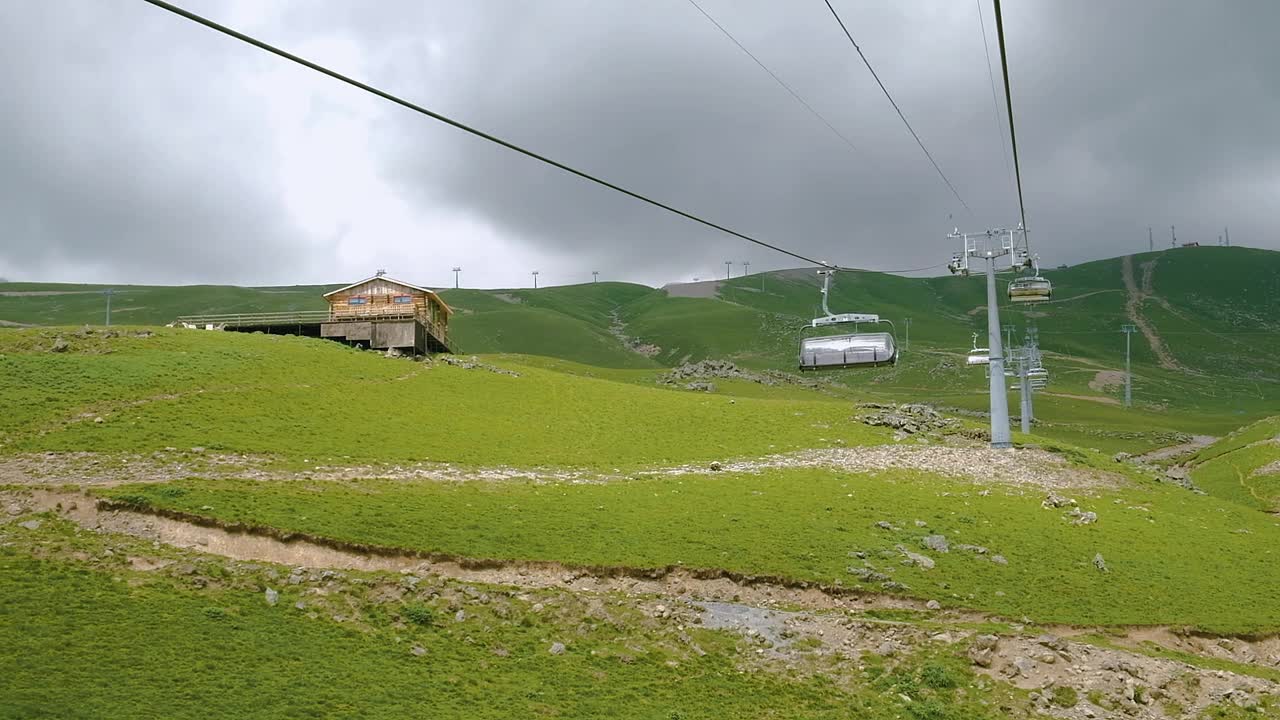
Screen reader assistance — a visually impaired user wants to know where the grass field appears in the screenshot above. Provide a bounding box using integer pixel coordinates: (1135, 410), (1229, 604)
(99, 467), (1280, 634)
(0, 328), (887, 468)
(0, 516), (1032, 720)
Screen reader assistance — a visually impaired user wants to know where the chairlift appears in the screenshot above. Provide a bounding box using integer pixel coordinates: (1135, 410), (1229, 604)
(1008, 256), (1052, 304)
(966, 333), (990, 366)
(798, 270), (897, 370)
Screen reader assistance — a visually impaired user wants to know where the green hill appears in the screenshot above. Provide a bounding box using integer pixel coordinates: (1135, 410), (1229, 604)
(4, 246), (1278, 437)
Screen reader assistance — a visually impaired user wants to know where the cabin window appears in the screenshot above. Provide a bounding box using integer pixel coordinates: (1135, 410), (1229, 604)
(393, 295), (413, 304)
(348, 296), (368, 305)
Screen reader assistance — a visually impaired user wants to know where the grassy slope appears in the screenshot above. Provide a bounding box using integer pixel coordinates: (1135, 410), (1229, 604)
(101, 469), (1280, 634)
(0, 282), (336, 326)
(2, 518), (1026, 720)
(5, 247), (1278, 422)
(0, 329), (885, 468)
(1188, 417), (1280, 512)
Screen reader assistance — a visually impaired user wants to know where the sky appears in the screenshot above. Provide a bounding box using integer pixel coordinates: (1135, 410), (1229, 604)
(1, 0), (1276, 289)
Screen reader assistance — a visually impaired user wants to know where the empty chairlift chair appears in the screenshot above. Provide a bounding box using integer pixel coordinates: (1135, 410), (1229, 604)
(797, 270), (897, 371)
(966, 333), (991, 366)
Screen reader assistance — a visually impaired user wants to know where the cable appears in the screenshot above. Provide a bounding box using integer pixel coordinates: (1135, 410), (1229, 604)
(976, 0), (1016, 206)
(991, 0), (1029, 245)
(139, 0), (838, 270)
(821, 0), (972, 216)
(686, 0), (862, 158)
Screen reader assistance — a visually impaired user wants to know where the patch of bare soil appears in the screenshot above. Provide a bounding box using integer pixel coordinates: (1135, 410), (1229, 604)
(1088, 370), (1127, 393)
(1132, 435), (1218, 465)
(14, 489), (925, 614)
(1122, 255), (1187, 372)
(654, 445), (1126, 490)
(1042, 392), (1122, 406)
(1, 441), (1127, 491)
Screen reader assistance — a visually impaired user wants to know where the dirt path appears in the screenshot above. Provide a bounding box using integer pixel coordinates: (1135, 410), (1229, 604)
(0, 444), (1129, 491)
(1132, 435), (1218, 464)
(1122, 255), (1186, 371)
(19, 489), (928, 614)
(10, 488), (1277, 716)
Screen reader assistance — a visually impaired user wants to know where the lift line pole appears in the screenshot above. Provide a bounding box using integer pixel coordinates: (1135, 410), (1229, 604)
(948, 227), (1025, 449)
(103, 288), (114, 326)
(1018, 352), (1031, 434)
(1121, 324), (1136, 408)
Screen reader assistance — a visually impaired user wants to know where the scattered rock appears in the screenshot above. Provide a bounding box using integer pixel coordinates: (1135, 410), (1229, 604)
(847, 567), (890, 583)
(264, 588), (279, 606)
(709, 461), (723, 472)
(1092, 553), (1108, 572)
(1042, 493), (1077, 509)
(914, 520), (928, 527)
(50, 337), (71, 353)
(990, 554), (1008, 565)
(441, 355), (521, 377)
(549, 642), (566, 655)
(875, 520), (895, 531)
(859, 403), (956, 435)
(454, 610), (466, 623)
(5, 503), (23, 516)
(1071, 510), (1098, 525)
(18, 519), (42, 531)
(93, 417), (105, 424)
(969, 635), (999, 667)
(684, 381), (716, 393)
(954, 543), (988, 554)
(410, 645), (427, 657)
(925, 600), (941, 611)
(896, 545), (935, 570)
(874, 641), (896, 656)
(1009, 656), (1036, 677)
(921, 534), (949, 553)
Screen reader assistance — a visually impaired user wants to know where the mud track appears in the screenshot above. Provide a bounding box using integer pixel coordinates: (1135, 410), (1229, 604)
(1122, 255), (1186, 371)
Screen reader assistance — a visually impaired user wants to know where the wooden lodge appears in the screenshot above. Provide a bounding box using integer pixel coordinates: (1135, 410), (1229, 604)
(176, 273), (453, 356)
(320, 275), (452, 353)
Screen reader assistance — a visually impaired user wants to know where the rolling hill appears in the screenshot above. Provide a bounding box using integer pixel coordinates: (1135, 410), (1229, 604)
(3, 246), (1278, 437)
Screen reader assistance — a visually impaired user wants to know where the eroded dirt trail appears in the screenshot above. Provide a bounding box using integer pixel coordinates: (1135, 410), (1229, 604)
(1122, 254), (1186, 371)
(9, 488), (1277, 718)
(21, 489), (925, 614)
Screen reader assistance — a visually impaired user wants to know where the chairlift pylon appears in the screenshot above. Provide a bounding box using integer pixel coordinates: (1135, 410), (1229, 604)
(798, 270), (897, 370)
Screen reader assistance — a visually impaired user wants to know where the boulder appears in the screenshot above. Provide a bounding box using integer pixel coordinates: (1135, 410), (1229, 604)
(264, 588), (279, 606)
(921, 535), (950, 553)
(549, 642), (566, 655)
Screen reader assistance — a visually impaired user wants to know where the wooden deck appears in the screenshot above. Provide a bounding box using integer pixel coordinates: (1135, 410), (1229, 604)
(176, 310), (453, 354)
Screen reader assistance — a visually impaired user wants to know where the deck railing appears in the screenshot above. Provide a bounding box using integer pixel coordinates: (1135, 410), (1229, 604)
(176, 309), (451, 350)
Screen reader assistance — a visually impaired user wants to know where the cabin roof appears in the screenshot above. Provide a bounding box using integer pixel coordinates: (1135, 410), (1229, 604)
(323, 275), (453, 314)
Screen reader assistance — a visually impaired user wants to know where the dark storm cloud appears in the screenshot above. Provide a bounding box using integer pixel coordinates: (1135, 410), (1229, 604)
(1, 1), (1276, 286)
(0, 1), (318, 284)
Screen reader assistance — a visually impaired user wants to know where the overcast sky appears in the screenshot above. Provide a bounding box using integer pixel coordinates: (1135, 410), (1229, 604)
(2, 1), (1276, 289)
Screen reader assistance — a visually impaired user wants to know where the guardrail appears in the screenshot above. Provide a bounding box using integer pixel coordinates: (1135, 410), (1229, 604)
(176, 310), (452, 351)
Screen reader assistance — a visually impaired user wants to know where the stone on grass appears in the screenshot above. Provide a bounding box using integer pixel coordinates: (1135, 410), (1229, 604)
(410, 645), (427, 657)
(264, 588), (279, 606)
(1093, 553), (1108, 572)
(549, 642), (566, 655)
(991, 554), (1008, 565)
(925, 600), (941, 611)
(921, 535), (949, 553)
(18, 519), (42, 531)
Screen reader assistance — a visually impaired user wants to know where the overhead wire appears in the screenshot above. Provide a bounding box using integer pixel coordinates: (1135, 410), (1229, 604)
(821, 0), (972, 216)
(975, 0), (1016, 208)
(139, 0), (839, 270)
(991, 0), (1030, 247)
(685, 0), (863, 158)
